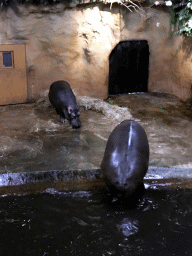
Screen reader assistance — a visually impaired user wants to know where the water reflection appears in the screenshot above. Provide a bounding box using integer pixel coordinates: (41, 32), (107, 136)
(117, 218), (138, 237)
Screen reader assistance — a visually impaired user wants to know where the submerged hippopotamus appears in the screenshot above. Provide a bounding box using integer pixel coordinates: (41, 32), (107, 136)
(49, 80), (81, 129)
(101, 120), (149, 197)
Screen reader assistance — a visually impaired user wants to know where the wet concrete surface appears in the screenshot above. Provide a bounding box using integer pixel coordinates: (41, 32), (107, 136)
(107, 93), (192, 168)
(0, 92), (192, 189)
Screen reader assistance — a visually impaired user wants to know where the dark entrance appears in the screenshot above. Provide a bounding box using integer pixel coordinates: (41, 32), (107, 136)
(109, 40), (150, 95)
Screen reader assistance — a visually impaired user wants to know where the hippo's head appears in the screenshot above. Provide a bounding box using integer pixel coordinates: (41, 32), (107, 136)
(102, 156), (145, 197)
(68, 107), (81, 129)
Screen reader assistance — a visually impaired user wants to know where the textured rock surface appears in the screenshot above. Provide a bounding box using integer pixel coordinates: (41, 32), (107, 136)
(0, 3), (192, 101)
(120, 7), (192, 100)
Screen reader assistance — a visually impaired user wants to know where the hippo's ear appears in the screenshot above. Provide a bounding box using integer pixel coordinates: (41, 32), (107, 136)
(68, 106), (73, 114)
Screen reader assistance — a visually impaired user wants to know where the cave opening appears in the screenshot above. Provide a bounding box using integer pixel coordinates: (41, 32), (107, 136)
(109, 40), (150, 95)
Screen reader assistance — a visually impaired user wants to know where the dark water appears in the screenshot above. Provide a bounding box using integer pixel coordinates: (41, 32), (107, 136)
(1, 188), (192, 256)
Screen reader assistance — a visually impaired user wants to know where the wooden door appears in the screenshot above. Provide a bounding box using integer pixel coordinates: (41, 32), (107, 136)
(0, 44), (27, 105)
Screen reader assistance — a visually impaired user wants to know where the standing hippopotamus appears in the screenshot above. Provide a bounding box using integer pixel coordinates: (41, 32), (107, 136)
(49, 80), (81, 129)
(101, 120), (149, 197)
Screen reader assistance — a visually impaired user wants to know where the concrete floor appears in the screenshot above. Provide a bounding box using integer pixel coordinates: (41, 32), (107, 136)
(0, 92), (192, 192)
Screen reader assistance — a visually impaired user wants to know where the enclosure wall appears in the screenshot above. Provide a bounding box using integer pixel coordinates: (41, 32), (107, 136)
(0, 3), (191, 101)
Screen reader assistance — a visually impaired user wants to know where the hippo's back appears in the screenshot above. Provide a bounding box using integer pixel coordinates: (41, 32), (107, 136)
(49, 80), (76, 108)
(101, 120), (149, 193)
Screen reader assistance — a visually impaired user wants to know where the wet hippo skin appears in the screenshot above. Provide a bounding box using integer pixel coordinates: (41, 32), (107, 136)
(101, 120), (149, 197)
(49, 80), (81, 129)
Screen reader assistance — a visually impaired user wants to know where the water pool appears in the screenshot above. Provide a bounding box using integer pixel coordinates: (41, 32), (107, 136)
(1, 187), (192, 256)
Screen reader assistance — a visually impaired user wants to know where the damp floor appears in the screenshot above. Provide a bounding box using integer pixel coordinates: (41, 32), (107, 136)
(0, 92), (192, 175)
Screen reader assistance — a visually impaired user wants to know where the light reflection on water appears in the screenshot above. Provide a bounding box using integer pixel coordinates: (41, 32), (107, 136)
(0, 187), (192, 256)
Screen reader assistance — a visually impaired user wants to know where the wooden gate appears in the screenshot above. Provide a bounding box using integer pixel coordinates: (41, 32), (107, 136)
(0, 44), (27, 105)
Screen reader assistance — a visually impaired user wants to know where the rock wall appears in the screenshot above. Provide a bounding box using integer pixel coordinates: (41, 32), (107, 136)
(120, 6), (192, 100)
(0, 2), (192, 101)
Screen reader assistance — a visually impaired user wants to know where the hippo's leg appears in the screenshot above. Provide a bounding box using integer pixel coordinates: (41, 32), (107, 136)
(60, 116), (66, 123)
(55, 109), (66, 123)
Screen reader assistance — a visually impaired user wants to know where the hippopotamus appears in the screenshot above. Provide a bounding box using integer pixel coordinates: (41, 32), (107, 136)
(49, 80), (81, 129)
(101, 120), (149, 198)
